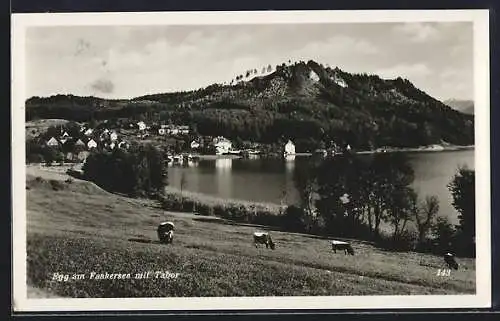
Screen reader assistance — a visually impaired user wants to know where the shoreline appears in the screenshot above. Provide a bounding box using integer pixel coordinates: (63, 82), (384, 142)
(193, 145), (474, 159)
(356, 144), (474, 155)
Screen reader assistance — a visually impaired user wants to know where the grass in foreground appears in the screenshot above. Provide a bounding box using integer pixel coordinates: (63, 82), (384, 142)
(25, 172), (476, 297)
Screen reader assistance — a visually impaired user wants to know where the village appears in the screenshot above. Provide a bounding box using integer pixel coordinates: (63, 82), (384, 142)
(27, 119), (354, 167)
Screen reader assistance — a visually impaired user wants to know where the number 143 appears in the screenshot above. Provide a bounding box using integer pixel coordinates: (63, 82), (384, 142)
(437, 269), (451, 276)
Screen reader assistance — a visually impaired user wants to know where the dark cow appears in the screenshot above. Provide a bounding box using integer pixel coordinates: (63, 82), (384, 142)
(157, 221), (175, 244)
(444, 252), (459, 270)
(331, 240), (355, 255)
(253, 232), (276, 250)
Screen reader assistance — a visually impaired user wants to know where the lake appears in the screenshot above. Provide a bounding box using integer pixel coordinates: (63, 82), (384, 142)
(167, 150), (474, 225)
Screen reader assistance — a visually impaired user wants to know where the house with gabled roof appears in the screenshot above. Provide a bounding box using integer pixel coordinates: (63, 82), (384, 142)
(178, 125), (190, 135)
(137, 121), (146, 131)
(118, 141), (130, 149)
(75, 138), (85, 147)
(284, 140), (296, 156)
(212, 136), (232, 155)
(87, 139), (98, 149)
(190, 140), (201, 149)
(77, 151), (90, 162)
(110, 131), (118, 142)
(46, 137), (59, 147)
(84, 128), (93, 136)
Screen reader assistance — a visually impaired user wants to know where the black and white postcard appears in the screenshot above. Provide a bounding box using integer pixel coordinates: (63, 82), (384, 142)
(11, 9), (491, 312)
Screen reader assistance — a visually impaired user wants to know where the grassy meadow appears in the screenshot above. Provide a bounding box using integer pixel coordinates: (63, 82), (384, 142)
(25, 167), (476, 298)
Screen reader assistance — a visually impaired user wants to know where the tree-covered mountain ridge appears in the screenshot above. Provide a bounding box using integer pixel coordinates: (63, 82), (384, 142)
(26, 60), (474, 150)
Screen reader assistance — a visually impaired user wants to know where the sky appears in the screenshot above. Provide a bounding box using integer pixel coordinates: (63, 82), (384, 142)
(25, 22), (473, 101)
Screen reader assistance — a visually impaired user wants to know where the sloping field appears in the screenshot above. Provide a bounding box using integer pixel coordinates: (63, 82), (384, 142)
(25, 170), (476, 298)
(25, 119), (73, 139)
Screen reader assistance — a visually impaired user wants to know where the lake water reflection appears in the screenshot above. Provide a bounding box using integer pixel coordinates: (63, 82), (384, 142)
(168, 150), (474, 224)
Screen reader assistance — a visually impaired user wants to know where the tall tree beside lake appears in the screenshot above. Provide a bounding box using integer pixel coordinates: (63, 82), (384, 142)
(312, 153), (418, 244)
(292, 160), (319, 232)
(448, 167), (475, 256)
(413, 195), (440, 249)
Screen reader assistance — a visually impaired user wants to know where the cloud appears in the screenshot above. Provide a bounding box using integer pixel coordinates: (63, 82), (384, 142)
(393, 23), (441, 43)
(376, 63), (432, 80)
(25, 23), (472, 100)
(90, 78), (115, 94)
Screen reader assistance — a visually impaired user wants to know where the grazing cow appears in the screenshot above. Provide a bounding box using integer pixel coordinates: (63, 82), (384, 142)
(444, 252), (459, 270)
(253, 232), (276, 250)
(331, 240), (355, 255)
(157, 221), (175, 244)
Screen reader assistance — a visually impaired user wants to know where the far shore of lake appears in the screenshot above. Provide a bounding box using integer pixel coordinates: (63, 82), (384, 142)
(192, 144), (474, 160)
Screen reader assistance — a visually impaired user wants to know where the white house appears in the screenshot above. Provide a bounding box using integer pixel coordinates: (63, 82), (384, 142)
(137, 121), (146, 131)
(178, 126), (190, 135)
(118, 141), (129, 149)
(61, 131), (70, 138)
(74, 139), (86, 149)
(84, 128), (93, 136)
(110, 131), (118, 142)
(284, 140), (296, 156)
(87, 139), (98, 149)
(65, 152), (74, 162)
(46, 137), (59, 147)
(213, 136), (232, 155)
(190, 140), (200, 149)
(77, 151), (90, 162)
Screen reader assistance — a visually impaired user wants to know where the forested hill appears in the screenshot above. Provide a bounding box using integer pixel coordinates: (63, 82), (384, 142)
(26, 60), (474, 150)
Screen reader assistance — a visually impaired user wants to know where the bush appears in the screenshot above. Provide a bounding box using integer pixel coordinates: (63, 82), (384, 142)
(181, 199), (196, 212)
(27, 153), (44, 164)
(196, 203), (214, 216)
(49, 179), (65, 191)
(432, 216), (456, 253)
(213, 204), (226, 217)
(161, 194), (183, 211)
(224, 204), (249, 222)
(281, 205), (306, 232)
(253, 210), (281, 227)
(394, 230), (418, 251)
(82, 145), (168, 198)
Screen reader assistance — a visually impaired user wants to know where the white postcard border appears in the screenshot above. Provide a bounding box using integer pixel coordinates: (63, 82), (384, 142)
(11, 9), (491, 312)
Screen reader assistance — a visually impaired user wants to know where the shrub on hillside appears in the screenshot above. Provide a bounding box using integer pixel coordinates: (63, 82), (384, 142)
(49, 179), (65, 191)
(213, 204), (226, 217)
(181, 199), (196, 212)
(82, 145), (167, 198)
(432, 216), (456, 253)
(196, 203), (214, 216)
(281, 205), (306, 232)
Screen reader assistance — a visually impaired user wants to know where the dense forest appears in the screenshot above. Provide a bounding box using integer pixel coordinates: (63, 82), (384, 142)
(26, 60), (474, 150)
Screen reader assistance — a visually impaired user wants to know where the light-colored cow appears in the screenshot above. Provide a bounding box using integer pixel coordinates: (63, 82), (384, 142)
(331, 240), (355, 255)
(253, 231), (276, 250)
(444, 252), (459, 270)
(157, 221), (175, 244)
